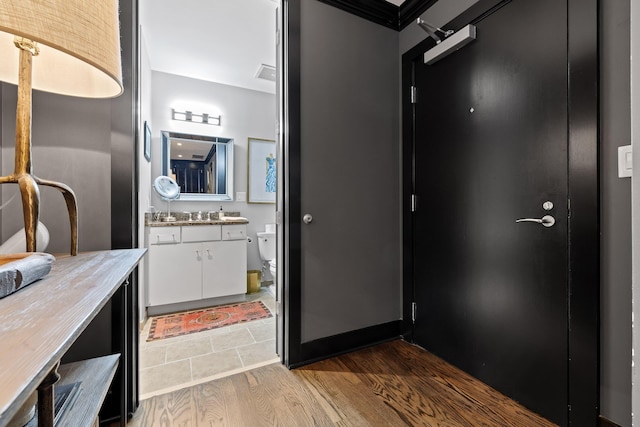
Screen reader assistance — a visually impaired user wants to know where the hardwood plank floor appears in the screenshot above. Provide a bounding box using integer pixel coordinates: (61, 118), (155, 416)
(127, 339), (557, 426)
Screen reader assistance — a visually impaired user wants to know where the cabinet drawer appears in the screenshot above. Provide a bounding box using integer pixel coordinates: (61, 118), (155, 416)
(222, 225), (247, 241)
(182, 225), (221, 242)
(148, 226), (180, 245)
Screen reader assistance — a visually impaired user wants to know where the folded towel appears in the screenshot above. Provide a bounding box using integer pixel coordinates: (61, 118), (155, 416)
(223, 216), (248, 221)
(0, 253), (55, 299)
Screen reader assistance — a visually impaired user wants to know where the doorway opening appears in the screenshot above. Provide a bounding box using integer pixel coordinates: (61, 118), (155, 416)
(136, 0), (282, 399)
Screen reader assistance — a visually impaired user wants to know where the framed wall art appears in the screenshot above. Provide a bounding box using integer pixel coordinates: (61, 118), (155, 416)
(248, 138), (276, 203)
(144, 121), (151, 162)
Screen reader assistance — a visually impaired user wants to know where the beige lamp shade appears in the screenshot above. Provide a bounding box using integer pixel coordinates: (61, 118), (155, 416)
(0, 0), (123, 98)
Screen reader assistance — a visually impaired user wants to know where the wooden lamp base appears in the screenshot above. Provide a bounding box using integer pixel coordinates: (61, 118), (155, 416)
(4, 40), (79, 256)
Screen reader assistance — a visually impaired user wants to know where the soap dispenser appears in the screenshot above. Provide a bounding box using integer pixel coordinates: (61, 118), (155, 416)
(218, 205), (224, 220)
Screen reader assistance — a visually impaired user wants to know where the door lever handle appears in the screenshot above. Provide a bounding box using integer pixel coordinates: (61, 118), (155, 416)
(516, 215), (555, 228)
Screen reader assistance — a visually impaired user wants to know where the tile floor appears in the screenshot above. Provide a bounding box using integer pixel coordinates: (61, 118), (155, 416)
(139, 288), (278, 399)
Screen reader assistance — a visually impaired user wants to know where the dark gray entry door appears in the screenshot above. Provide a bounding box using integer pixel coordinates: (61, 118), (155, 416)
(412, 0), (571, 424)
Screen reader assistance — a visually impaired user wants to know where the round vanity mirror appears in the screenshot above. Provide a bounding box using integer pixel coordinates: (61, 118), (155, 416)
(153, 175), (180, 221)
(153, 175), (180, 200)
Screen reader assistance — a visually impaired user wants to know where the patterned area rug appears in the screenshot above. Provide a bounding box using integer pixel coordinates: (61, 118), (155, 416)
(147, 301), (272, 341)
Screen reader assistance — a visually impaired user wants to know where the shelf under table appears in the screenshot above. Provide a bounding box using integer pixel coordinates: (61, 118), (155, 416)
(55, 354), (120, 427)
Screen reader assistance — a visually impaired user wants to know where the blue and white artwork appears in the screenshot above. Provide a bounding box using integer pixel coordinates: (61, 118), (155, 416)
(265, 154), (276, 193)
(248, 138), (276, 203)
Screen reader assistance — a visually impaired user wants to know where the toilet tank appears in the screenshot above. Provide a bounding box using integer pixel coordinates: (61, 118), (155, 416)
(257, 231), (276, 261)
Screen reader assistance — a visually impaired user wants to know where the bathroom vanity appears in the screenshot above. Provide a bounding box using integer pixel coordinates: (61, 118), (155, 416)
(146, 217), (248, 315)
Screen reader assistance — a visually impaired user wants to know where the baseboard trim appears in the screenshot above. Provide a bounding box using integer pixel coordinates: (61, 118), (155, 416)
(598, 415), (622, 427)
(147, 293), (246, 316)
(291, 320), (402, 368)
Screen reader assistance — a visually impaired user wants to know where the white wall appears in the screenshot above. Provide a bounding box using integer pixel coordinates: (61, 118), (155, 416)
(145, 71), (276, 276)
(138, 30), (153, 321)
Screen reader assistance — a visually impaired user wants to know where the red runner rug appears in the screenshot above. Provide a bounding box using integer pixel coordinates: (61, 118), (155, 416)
(147, 300), (272, 341)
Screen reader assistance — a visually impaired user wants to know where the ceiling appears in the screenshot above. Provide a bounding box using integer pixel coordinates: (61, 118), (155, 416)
(140, 0), (279, 94)
(140, 0), (405, 94)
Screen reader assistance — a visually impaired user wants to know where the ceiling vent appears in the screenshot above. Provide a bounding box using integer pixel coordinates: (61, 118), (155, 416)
(255, 64), (276, 82)
(192, 154), (205, 160)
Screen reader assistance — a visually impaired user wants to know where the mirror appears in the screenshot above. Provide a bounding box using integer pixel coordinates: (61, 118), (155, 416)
(153, 175), (180, 221)
(161, 131), (234, 201)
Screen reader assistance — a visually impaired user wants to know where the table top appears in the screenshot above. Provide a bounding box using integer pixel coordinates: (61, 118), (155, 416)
(0, 249), (145, 427)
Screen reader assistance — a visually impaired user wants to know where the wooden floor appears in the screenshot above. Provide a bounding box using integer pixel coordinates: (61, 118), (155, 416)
(127, 339), (556, 426)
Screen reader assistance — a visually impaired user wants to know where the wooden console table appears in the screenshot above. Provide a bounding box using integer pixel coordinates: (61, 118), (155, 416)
(0, 249), (145, 427)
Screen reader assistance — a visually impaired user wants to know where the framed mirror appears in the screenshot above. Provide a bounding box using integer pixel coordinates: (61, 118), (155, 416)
(161, 131), (234, 201)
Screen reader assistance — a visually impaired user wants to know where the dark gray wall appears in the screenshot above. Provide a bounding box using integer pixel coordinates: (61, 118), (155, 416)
(632, 0), (640, 422)
(299, 0), (401, 342)
(1, 85), (112, 254)
(600, 0), (632, 424)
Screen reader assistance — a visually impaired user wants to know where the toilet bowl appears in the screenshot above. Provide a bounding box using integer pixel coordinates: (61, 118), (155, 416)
(257, 225), (276, 280)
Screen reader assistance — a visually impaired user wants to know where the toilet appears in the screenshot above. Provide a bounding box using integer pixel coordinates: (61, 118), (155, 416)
(257, 224), (276, 282)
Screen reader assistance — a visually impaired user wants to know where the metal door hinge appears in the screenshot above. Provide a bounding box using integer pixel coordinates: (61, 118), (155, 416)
(276, 211), (283, 225)
(411, 86), (418, 104)
(411, 302), (417, 323)
(411, 194), (417, 212)
(276, 300), (282, 316)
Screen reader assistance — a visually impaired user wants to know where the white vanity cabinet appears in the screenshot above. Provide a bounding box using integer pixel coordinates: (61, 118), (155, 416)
(147, 224), (247, 310)
(201, 224), (248, 299)
(147, 226), (201, 306)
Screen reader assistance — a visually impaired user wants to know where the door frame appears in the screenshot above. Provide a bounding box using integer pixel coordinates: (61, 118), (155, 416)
(401, 0), (599, 425)
(280, 0), (303, 367)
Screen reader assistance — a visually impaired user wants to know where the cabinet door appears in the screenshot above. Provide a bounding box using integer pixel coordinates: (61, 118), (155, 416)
(148, 242), (202, 306)
(202, 240), (247, 299)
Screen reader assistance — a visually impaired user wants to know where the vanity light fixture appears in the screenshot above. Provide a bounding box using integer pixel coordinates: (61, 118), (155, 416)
(172, 108), (221, 126)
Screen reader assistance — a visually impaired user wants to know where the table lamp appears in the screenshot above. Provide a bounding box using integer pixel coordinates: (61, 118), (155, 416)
(0, 0), (123, 256)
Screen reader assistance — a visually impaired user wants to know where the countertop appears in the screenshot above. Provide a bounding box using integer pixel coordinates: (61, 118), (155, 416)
(145, 211), (248, 227)
(146, 218), (249, 227)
